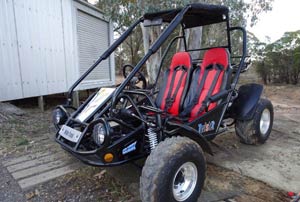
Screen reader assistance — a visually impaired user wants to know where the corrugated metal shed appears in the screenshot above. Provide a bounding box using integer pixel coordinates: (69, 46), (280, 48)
(0, 0), (115, 101)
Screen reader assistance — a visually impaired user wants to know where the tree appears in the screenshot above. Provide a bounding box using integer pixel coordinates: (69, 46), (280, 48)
(138, 0), (191, 83)
(138, 0), (274, 83)
(253, 30), (300, 84)
(95, 0), (274, 83)
(293, 46), (300, 84)
(255, 60), (270, 84)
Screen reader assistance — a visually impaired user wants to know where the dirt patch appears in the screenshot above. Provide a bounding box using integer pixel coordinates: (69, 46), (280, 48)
(26, 167), (133, 202)
(206, 165), (288, 202)
(107, 162), (289, 202)
(0, 102), (26, 124)
(263, 85), (300, 108)
(0, 108), (50, 156)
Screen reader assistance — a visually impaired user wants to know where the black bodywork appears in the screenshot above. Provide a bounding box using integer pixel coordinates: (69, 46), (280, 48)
(53, 3), (262, 167)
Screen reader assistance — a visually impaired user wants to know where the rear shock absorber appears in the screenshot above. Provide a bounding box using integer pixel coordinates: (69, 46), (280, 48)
(146, 126), (158, 150)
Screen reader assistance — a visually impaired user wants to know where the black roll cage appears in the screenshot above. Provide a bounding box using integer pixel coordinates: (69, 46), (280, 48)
(54, 3), (251, 167)
(66, 4), (247, 108)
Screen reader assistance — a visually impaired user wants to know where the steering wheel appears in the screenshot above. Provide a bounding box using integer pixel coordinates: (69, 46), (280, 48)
(122, 64), (147, 89)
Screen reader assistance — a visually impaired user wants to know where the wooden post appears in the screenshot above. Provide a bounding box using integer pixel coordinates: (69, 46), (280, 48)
(72, 91), (80, 108)
(38, 96), (45, 111)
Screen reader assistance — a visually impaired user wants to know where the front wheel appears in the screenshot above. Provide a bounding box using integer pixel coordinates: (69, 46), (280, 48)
(235, 98), (274, 145)
(140, 136), (206, 202)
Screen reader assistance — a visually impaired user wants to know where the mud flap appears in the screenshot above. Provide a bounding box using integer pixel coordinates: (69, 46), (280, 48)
(229, 83), (263, 120)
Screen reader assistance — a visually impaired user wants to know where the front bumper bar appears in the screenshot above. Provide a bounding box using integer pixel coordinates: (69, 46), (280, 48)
(55, 124), (146, 167)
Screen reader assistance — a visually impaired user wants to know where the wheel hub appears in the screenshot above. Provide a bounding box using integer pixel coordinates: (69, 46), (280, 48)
(172, 162), (198, 201)
(260, 108), (271, 135)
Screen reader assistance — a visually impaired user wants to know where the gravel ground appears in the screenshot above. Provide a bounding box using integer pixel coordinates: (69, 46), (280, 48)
(26, 167), (133, 202)
(0, 162), (25, 202)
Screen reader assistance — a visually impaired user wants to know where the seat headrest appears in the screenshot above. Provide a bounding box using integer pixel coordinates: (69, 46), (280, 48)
(170, 52), (192, 70)
(202, 48), (229, 69)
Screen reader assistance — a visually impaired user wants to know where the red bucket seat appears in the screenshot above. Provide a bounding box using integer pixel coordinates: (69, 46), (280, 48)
(155, 52), (193, 116)
(181, 48), (231, 120)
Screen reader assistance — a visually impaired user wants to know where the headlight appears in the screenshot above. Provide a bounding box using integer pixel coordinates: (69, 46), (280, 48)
(93, 123), (107, 146)
(52, 107), (67, 126)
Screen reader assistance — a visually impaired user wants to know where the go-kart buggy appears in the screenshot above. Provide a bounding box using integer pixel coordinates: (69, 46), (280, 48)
(52, 3), (274, 202)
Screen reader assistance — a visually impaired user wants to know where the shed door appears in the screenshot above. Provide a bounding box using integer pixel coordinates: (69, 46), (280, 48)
(77, 10), (110, 83)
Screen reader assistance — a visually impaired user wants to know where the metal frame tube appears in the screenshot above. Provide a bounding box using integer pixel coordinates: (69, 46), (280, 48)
(226, 14), (232, 54)
(154, 36), (184, 86)
(112, 5), (191, 104)
(229, 26), (247, 89)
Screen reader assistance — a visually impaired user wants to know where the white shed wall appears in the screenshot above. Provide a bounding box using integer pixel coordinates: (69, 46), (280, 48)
(14, 0), (68, 97)
(0, 0), (23, 100)
(0, 0), (114, 101)
(62, 0), (79, 89)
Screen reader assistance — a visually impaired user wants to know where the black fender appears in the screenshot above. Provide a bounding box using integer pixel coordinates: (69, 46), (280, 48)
(167, 122), (213, 155)
(229, 83), (263, 120)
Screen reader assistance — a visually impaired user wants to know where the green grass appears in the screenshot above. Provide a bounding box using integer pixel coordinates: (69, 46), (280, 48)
(15, 136), (29, 146)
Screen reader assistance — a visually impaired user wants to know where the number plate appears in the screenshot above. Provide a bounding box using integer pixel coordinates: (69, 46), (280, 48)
(59, 125), (82, 143)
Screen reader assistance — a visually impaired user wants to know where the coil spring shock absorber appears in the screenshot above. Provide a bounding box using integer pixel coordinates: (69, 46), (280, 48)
(127, 112), (158, 150)
(146, 125), (158, 150)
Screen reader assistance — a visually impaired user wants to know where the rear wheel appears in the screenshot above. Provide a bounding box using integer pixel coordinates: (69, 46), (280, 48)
(140, 136), (206, 202)
(235, 98), (273, 145)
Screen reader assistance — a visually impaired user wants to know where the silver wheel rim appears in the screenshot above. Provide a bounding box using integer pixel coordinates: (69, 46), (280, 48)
(172, 162), (198, 201)
(260, 109), (271, 135)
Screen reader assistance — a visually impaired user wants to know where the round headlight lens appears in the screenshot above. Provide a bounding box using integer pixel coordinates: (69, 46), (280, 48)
(52, 108), (67, 126)
(93, 123), (107, 146)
